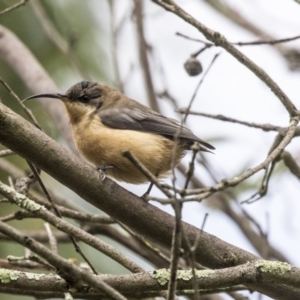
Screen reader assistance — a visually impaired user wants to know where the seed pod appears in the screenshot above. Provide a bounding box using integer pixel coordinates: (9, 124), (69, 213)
(184, 57), (203, 76)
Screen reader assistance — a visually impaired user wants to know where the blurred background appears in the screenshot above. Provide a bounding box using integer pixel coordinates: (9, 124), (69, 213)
(0, 0), (300, 299)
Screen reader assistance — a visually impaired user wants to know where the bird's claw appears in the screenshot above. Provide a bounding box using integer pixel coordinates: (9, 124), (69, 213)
(96, 165), (114, 182)
(141, 182), (154, 201)
(141, 193), (150, 202)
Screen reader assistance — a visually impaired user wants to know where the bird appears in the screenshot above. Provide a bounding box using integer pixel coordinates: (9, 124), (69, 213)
(24, 81), (214, 185)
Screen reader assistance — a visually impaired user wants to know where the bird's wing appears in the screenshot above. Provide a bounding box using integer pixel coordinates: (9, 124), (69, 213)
(98, 107), (214, 150)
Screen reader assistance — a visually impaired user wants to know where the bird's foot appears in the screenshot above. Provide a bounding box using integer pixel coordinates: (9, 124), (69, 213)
(141, 182), (154, 201)
(96, 165), (114, 181)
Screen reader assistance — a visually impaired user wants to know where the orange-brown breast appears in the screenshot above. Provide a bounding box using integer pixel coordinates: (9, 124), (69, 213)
(70, 111), (185, 184)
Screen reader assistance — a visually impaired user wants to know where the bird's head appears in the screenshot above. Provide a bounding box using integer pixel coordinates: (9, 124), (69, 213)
(23, 81), (120, 123)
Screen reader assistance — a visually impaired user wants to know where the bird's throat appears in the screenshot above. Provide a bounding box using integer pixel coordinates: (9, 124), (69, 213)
(63, 102), (95, 124)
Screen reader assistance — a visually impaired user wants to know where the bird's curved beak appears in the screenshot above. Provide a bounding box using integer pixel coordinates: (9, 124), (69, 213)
(22, 93), (67, 103)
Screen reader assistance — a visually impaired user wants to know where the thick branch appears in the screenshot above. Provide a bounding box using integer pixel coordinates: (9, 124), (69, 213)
(0, 261), (298, 294)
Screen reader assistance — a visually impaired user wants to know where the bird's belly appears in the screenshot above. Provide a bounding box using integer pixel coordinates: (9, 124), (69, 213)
(72, 120), (184, 184)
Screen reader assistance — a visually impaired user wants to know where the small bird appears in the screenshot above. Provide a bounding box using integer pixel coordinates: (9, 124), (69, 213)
(24, 81), (214, 184)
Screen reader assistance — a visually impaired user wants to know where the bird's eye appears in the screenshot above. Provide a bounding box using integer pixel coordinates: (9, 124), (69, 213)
(81, 81), (90, 89)
(78, 95), (90, 103)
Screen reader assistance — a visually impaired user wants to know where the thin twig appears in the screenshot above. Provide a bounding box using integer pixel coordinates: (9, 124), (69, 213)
(157, 90), (180, 110)
(241, 133), (284, 204)
(167, 141), (182, 300)
(167, 196), (181, 300)
(161, 183), (183, 194)
(183, 213), (209, 300)
(123, 150), (173, 198)
(144, 195), (173, 204)
(176, 32), (210, 44)
(234, 35), (300, 46)
(281, 151), (300, 179)
(0, 209), (115, 226)
(183, 53), (220, 123)
(117, 221), (171, 265)
(176, 31), (300, 47)
(108, 0), (124, 93)
(0, 77), (41, 129)
(0, 0), (29, 16)
(0, 150), (15, 158)
(7, 255), (55, 271)
(0, 211), (33, 222)
(44, 223), (58, 253)
(183, 143), (200, 190)
(241, 207), (267, 248)
(8, 176), (14, 189)
(133, 0), (159, 112)
(239, 208), (269, 259)
(177, 110), (283, 132)
(241, 162), (274, 204)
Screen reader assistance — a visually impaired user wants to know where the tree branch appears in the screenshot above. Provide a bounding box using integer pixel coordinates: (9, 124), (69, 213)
(0, 261), (298, 295)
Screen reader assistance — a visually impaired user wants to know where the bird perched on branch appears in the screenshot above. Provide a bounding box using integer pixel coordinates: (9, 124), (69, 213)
(24, 81), (214, 184)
